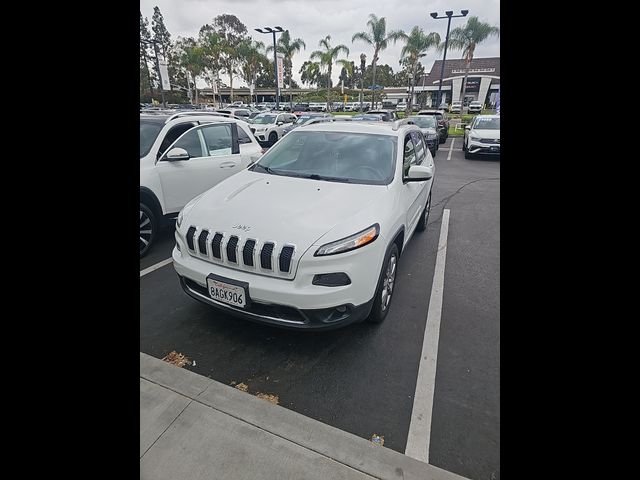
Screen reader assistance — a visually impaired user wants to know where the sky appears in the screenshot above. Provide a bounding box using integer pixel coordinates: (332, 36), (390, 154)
(140, 0), (500, 89)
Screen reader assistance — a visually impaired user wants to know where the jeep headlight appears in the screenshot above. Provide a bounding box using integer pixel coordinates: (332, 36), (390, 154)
(315, 224), (379, 256)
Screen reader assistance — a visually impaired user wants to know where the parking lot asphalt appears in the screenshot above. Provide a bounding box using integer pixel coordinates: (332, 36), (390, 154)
(139, 138), (500, 480)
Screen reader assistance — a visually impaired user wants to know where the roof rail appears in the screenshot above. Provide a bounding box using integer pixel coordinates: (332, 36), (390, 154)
(164, 111), (239, 123)
(391, 118), (415, 131)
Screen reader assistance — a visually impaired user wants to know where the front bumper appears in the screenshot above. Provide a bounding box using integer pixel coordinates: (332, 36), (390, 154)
(172, 234), (386, 329)
(467, 141), (500, 154)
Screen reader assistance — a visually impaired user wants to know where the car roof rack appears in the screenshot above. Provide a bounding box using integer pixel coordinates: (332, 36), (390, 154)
(391, 118), (415, 131)
(164, 111), (239, 123)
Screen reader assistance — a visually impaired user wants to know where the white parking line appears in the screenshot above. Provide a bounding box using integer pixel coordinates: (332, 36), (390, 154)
(405, 208), (450, 464)
(140, 258), (173, 277)
(447, 139), (455, 161)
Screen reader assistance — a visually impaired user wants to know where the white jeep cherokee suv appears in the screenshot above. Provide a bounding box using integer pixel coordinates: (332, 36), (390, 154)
(173, 120), (435, 329)
(140, 113), (263, 257)
(249, 112), (296, 146)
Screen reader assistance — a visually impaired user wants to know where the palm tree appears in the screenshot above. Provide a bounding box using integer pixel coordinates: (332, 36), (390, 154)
(398, 27), (440, 113)
(310, 35), (350, 111)
(352, 14), (404, 109)
(238, 39), (267, 104)
(266, 31), (306, 111)
(446, 16), (499, 112)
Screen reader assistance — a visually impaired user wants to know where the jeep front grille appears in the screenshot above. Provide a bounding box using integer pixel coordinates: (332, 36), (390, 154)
(185, 226), (298, 278)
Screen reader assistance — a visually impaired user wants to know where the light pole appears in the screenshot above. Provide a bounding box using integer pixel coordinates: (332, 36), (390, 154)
(255, 26), (284, 109)
(141, 38), (166, 108)
(430, 9), (468, 108)
(360, 53), (366, 112)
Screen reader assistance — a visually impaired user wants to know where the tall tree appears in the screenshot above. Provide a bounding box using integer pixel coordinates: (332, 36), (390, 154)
(140, 12), (154, 98)
(212, 14), (248, 102)
(352, 14), (404, 108)
(151, 6), (172, 59)
(238, 39), (267, 104)
(446, 16), (499, 110)
(199, 26), (223, 105)
(299, 61), (321, 88)
(176, 37), (206, 104)
(310, 35), (350, 111)
(397, 26), (440, 112)
(266, 30), (306, 111)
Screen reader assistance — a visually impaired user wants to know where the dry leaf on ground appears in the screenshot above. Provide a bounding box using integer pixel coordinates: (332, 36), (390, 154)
(235, 382), (249, 392)
(256, 393), (279, 405)
(162, 351), (190, 368)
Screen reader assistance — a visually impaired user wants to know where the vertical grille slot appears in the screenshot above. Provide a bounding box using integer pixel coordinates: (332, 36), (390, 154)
(279, 246), (294, 272)
(261, 242), (274, 269)
(211, 233), (223, 259)
(186, 227), (196, 250)
(197, 230), (209, 254)
(226, 236), (239, 263)
(243, 239), (256, 266)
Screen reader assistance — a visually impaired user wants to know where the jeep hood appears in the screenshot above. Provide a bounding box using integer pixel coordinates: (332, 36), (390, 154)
(185, 169), (387, 252)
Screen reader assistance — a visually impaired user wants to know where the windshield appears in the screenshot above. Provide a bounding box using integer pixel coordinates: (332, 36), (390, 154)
(473, 117), (500, 130)
(294, 115), (318, 125)
(251, 131), (397, 185)
(409, 116), (437, 128)
(140, 120), (164, 158)
(252, 114), (277, 124)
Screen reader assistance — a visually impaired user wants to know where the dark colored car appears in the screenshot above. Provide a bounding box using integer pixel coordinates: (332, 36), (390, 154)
(417, 110), (449, 144)
(407, 115), (440, 157)
(366, 109), (399, 122)
(293, 102), (310, 111)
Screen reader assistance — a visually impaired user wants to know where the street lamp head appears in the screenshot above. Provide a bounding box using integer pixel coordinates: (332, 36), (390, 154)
(255, 28), (265, 33)
(446, 11), (454, 17)
(461, 9), (469, 16)
(430, 12), (438, 19)
(274, 26), (284, 32)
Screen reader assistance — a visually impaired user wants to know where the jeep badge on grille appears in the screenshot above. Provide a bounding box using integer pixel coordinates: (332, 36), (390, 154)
(232, 224), (251, 232)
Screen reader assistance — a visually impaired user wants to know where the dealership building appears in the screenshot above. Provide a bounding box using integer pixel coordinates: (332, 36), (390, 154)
(385, 56), (500, 107)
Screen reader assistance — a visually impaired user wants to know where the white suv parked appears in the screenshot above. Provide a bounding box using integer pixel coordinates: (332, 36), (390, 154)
(173, 120), (435, 329)
(249, 112), (296, 146)
(140, 113), (263, 257)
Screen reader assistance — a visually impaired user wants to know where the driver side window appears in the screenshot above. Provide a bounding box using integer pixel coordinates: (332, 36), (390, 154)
(168, 129), (205, 159)
(403, 135), (416, 178)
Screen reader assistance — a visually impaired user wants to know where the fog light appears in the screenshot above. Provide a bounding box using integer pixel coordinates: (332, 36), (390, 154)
(312, 272), (351, 286)
(336, 306), (347, 313)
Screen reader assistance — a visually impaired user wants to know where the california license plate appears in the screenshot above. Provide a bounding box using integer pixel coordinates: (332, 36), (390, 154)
(206, 275), (249, 309)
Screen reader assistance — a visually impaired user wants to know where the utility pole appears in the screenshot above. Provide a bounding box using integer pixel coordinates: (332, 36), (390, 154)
(430, 10), (468, 107)
(360, 53), (366, 112)
(255, 27), (284, 109)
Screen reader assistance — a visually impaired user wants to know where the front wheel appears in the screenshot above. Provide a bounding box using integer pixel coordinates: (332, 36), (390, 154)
(140, 203), (157, 258)
(367, 243), (399, 324)
(268, 131), (278, 146)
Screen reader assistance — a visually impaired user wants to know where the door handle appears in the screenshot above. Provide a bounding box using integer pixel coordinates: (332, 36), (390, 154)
(219, 162), (236, 168)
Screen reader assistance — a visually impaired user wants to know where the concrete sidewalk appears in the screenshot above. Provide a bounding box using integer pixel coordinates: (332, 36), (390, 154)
(140, 352), (468, 480)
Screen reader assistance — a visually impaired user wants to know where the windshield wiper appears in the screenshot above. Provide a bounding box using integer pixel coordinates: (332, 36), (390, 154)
(251, 164), (284, 175)
(301, 173), (350, 183)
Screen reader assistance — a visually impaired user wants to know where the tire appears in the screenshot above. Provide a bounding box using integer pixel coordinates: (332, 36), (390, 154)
(416, 191), (431, 232)
(464, 150), (473, 160)
(367, 243), (400, 324)
(140, 203), (157, 258)
(268, 131), (278, 146)
(462, 138), (466, 152)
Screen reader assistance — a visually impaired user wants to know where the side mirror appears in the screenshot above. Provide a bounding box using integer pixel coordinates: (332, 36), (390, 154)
(465, 125), (471, 130)
(405, 164), (433, 182)
(277, 121), (283, 126)
(165, 147), (190, 161)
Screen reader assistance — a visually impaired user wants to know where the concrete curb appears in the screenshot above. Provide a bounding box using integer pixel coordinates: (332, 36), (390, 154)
(140, 352), (470, 480)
